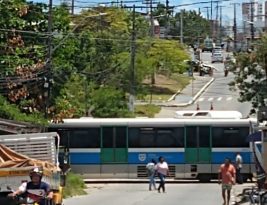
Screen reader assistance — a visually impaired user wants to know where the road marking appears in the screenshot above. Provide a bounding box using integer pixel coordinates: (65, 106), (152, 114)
(217, 97), (222, 101)
(208, 97), (214, 101)
(198, 98), (204, 102)
(226, 97), (233, 101)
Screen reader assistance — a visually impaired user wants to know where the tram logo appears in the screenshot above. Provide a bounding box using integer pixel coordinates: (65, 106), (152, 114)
(138, 153), (146, 162)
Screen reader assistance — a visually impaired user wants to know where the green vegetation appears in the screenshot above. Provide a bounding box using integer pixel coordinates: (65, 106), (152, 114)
(229, 37), (267, 113)
(0, 95), (47, 125)
(135, 104), (161, 117)
(153, 6), (211, 45)
(0, 1), (192, 121)
(63, 172), (87, 198)
(171, 10), (211, 45)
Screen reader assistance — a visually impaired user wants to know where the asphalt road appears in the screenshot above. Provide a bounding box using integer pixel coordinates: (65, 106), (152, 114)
(158, 52), (252, 117)
(63, 183), (227, 205)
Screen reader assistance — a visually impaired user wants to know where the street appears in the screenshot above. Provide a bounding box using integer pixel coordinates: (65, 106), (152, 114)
(158, 52), (252, 117)
(63, 183), (248, 205)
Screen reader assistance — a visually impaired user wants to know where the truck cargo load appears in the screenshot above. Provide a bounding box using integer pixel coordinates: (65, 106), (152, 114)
(0, 132), (63, 205)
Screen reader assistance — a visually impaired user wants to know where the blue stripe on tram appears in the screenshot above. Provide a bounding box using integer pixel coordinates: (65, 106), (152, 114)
(128, 152), (185, 164)
(211, 152), (252, 164)
(70, 153), (100, 164)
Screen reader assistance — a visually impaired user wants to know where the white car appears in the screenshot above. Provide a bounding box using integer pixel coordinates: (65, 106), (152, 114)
(211, 53), (224, 63)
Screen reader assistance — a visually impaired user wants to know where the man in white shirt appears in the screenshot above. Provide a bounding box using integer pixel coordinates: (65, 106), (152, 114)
(235, 153), (243, 184)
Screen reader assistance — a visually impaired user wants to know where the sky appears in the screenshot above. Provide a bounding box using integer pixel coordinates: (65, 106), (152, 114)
(30, 0), (265, 26)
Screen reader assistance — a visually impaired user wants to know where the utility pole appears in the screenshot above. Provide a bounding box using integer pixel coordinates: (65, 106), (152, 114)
(250, 1), (255, 43)
(150, 0), (154, 37)
(219, 6), (222, 44)
(215, 1), (219, 41)
(204, 6), (210, 20)
(149, 0), (155, 102)
(166, 0), (170, 35)
(129, 5), (136, 112)
(211, 0), (213, 20)
(45, 0), (53, 118)
(180, 10), (183, 44)
(231, 3), (239, 52)
(71, 0), (74, 15)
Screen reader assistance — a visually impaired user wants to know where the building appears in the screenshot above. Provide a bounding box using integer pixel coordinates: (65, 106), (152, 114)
(242, 0), (265, 38)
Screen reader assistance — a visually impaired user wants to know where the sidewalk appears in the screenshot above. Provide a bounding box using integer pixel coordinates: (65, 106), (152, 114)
(165, 75), (214, 107)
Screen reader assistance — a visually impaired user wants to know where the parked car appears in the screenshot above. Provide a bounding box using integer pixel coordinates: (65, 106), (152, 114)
(211, 52), (224, 63)
(212, 47), (223, 54)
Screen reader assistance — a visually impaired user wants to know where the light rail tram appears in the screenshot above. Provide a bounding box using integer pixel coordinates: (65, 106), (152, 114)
(49, 111), (257, 182)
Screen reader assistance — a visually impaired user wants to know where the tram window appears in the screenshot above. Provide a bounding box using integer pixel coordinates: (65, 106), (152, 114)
(139, 128), (155, 147)
(102, 127), (114, 148)
(186, 127), (197, 148)
(156, 128), (184, 147)
(70, 129), (100, 148)
(212, 127), (249, 147)
(128, 128), (139, 147)
(116, 127), (127, 148)
(199, 127), (210, 147)
(128, 128), (156, 147)
(87, 128), (100, 148)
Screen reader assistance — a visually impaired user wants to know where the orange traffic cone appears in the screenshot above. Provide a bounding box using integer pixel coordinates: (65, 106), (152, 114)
(196, 103), (200, 110)
(210, 102), (214, 110)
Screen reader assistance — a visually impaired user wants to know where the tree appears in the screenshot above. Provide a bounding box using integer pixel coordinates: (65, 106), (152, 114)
(170, 10), (210, 45)
(229, 37), (267, 112)
(0, 4), (191, 120)
(0, 1), (71, 122)
(147, 39), (188, 76)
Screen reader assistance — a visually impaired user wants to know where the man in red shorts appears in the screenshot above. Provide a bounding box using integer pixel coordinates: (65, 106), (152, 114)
(218, 158), (236, 205)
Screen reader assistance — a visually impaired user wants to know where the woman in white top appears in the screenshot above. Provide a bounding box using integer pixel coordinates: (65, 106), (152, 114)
(155, 156), (169, 193)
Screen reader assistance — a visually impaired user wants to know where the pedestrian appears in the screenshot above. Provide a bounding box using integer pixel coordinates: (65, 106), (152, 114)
(218, 158), (236, 205)
(146, 159), (157, 191)
(155, 156), (169, 193)
(235, 152), (243, 184)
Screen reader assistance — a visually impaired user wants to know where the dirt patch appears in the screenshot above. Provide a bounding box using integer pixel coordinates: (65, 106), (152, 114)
(140, 74), (190, 101)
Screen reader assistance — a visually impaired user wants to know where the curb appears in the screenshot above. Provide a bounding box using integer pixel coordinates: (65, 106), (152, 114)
(161, 77), (215, 107)
(167, 89), (181, 102)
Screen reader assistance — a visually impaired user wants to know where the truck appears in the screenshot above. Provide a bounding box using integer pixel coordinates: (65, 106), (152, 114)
(202, 37), (214, 52)
(0, 132), (65, 205)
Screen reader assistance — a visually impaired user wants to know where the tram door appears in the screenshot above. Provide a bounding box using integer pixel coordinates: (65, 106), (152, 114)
(101, 127), (128, 163)
(185, 126), (211, 163)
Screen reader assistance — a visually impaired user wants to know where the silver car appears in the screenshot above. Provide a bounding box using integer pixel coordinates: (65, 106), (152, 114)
(211, 52), (224, 63)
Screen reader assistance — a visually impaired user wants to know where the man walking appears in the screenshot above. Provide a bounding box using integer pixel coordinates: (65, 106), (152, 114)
(218, 158), (236, 205)
(235, 152), (243, 184)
